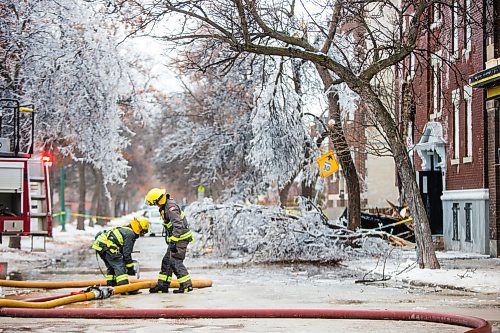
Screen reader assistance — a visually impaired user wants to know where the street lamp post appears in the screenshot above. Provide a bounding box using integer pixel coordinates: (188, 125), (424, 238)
(60, 167), (66, 232)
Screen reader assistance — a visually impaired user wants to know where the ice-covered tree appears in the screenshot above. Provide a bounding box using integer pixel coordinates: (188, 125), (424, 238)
(153, 56), (261, 201)
(102, 0), (470, 269)
(0, 0), (133, 184)
(248, 57), (317, 205)
(100, 0), (363, 231)
(153, 45), (322, 204)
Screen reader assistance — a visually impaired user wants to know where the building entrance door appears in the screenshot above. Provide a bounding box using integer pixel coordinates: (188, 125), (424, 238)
(419, 166), (443, 235)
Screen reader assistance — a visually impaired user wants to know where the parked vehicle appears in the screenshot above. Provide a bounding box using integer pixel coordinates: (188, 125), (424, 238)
(142, 208), (163, 237)
(0, 99), (53, 244)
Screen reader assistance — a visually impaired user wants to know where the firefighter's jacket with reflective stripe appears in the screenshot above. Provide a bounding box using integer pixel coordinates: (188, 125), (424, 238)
(92, 226), (138, 266)
(159, 199), (192, 243)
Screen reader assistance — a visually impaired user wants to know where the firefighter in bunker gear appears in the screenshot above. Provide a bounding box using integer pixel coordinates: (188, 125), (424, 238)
(92, 217), (150, 287)
(145, 188), (193, 294)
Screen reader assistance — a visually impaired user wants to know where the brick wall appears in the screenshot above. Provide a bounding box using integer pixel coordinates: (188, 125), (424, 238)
(411, 1), (486, 191)
(487, 99), (500, 255)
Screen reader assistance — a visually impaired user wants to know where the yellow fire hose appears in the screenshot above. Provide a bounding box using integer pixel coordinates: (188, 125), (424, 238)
(0, 278), (213, 309)
(0, 281), (152, 309)
(0, 278), (213, 289)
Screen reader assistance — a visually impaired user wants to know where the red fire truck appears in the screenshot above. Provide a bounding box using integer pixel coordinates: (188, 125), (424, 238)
(0, 99), (53, 248)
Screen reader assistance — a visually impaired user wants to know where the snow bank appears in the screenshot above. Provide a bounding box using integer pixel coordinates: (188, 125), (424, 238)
(349, 251), (500, 294)
(185, 199), (393, 263)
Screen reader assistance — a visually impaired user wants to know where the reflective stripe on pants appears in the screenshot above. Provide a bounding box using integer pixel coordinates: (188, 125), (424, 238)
(97, 250), (127, 284)
(157, 240), (192, 288)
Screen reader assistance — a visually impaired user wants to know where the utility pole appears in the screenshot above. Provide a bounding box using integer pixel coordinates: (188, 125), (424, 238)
(60, 167), (66, 232)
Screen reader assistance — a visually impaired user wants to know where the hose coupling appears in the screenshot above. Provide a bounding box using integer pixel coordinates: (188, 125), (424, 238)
(84, 286), (114, 299)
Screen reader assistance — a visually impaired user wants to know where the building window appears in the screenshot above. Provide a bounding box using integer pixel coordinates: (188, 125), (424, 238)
(464, 203), (472, 242)
(464, 0), (471, 53)
(452, 0), (459, 59)
(494, 0), (500, 59)
(432, 2), (443, 26)
(452, 203), (460, 241)
(431, 53), (443, 118)
(409, 52), (416, 79)
(464, 85), (473, 160)
(452, 89), (460, 160)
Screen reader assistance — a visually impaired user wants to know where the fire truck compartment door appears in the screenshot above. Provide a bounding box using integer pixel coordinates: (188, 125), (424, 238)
(0, 162), (24, 192)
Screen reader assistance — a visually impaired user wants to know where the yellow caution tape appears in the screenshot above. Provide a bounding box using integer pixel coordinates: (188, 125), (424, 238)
(70, 212), (115, 220)
(52, 212), (66, 217)
(52, 212), (115, 220)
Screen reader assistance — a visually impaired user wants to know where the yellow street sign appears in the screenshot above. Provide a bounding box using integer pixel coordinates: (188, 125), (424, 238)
(317, 151), (339, 177)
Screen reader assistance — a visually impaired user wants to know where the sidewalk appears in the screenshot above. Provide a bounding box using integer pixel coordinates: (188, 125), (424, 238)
(346, 249), (500, 294)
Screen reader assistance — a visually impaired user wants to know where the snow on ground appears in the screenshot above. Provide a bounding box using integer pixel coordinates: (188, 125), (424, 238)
(0, 212), (139, 277)
(1, 206), (499, 296)
(346, 249), (500, 294)
(185, 200), (500, 295)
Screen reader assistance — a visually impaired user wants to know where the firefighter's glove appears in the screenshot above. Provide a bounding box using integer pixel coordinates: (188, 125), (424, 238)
(127, 267), (136, 276)
(169, 242), (178, 253)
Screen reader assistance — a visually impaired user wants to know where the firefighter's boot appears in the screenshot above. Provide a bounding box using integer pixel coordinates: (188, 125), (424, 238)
(173, 283), (193, 294)
(149, 280), (169, 293)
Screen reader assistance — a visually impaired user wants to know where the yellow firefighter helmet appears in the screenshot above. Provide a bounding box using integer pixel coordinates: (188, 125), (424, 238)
(131, 217), (150, 235)
(145, 188), (166, 206)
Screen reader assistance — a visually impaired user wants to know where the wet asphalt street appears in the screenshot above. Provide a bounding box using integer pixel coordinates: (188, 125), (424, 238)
(2, 236), (499, 332)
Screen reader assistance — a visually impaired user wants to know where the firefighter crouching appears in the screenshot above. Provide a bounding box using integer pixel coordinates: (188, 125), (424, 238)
(92, 217), (150, 287)
(145, 188), (193, 294)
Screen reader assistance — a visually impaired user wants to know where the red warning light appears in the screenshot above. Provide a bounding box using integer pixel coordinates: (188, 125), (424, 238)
(41, 154), (53, 166)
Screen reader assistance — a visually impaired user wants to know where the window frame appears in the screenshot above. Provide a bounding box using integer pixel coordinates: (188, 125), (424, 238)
(463, 85), (473, 161)
(452, 88), (460, 161)
(430, 52), (443, 119)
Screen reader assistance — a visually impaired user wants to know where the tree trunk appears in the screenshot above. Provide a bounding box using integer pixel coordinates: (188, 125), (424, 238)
(359, 85), (440, 269)
(114, 196), (121, 217)
(91, 168), (103, 226)
(77, 163), (86, 231)
(301, 140), (315, 199)
(96, 175), (110, 227)
(301, 178), (314, 199)
(279, 181), (293, 208)
(316, 66), (361, 231)
(292, 59), (315, 202)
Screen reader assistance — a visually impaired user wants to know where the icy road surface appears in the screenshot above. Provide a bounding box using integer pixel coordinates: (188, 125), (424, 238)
(2, 235), (499, 332)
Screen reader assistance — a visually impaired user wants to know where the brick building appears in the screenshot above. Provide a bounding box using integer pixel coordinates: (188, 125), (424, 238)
(324, 11), (400, 218)
(324, 108), (399, 218)
(469, 0), (500, 257)
(405, 0), (499, 256)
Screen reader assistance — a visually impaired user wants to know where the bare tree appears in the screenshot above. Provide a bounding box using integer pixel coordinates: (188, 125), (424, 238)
(101, 0), (487, 268)
(152, 56), (261, 201)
